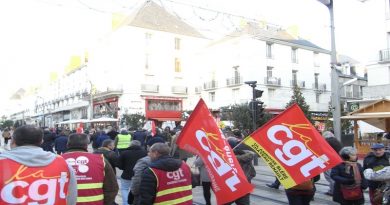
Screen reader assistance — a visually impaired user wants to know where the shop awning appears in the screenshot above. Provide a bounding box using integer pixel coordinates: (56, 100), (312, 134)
(148, 117), (182, 121)
(90, 117), (119, 122)
(56, 119), (89, 124)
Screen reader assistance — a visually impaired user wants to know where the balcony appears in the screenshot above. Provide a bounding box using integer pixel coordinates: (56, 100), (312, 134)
(264, 77), (281, 86)
(94, 86), (123, 99)
(141, 84), (159, 93)
(226, 76), (243, 86)
(171, 86), (187, 94)
(313, 83), (326, 93)
(203, 80), (218, 90)
(343, 91), (362, 99)
(379, 49), (390, 63)
(291, 80), (305, 88)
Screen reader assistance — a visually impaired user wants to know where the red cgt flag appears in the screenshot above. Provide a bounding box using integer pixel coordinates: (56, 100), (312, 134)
(177, 99), (253, 204)
(243, 103), (342, 189)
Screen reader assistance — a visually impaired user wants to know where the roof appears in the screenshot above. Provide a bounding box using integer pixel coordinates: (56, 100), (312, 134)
(341, 99), (390, 131)
(210, 22), (329, 53)
(127, 1), (205, 38)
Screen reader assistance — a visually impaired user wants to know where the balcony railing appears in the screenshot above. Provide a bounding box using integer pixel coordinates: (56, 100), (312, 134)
(226, 76), (243, 86)
(379, 49), (390, 62)
(203, 80), (218, 90)
(291, 80), (305, 88)
(343, 91), (362, 99)
(264, 77), (281, 86)
(171, 86), (187, 94)
(313, 83), (326, 93)
(141, 84), (159, 93)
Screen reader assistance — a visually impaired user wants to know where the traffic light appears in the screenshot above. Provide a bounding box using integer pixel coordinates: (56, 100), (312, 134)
(256, 101), (265, 118)
(255, 89), (263, 99)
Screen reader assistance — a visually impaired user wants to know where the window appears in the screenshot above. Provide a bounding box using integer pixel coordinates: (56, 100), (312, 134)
(266, 43), (273, 59)
(175, 58), (181, 72)
(291, 48), (298, 63)
(316, 94), (320, 103)
(267, 66), (273, 77)
(174, 37), (181, 50)
(145, 33), (152, 46)
(314, 73), (319, 89)
(209, 92), (215, 102)
(292, 70), (298, 86)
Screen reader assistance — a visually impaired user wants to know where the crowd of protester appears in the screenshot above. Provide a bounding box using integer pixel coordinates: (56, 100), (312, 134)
(2, 123), (390, 205)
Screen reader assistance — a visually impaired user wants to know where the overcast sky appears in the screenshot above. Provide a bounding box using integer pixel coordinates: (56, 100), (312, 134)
(0, 0), (385, 114)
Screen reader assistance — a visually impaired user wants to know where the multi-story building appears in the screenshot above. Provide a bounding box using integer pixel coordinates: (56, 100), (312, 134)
(362, 0), (390, 101)
(191, 22), (332, 128)
(17, 1), (208, 128)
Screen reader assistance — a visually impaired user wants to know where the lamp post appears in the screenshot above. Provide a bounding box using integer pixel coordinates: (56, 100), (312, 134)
(244, 81), (258, 132)
(318, 0), (341, 140)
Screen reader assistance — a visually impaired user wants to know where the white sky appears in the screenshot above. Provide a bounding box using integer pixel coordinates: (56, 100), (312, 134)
(0, 0), (386, 114)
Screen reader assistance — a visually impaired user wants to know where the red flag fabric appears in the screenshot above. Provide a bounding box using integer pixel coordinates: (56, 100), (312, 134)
(243, 103), (342, 189)
(177, 99), (253, 204)
(151, 120), (156, 137)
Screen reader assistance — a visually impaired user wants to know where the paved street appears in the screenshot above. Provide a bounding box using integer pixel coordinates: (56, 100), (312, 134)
(0, 142), (370, 205)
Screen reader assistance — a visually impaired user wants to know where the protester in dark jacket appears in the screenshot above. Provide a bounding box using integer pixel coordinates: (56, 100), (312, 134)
(118, 140), (147, 205)
(54, 130), (69, 155)
(139, 143), (192, 205)
(331, 146), (368, 205)
(41, 129), (55, 152)
(94, 139), (118, 174)
(94, 131), (110, 149)
(363, 143), (390, 205)
(133, 128), (148, 148)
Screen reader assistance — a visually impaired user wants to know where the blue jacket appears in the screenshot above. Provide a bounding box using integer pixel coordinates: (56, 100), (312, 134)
(54, 135), (68, 154)
(95, 133), (110, 148)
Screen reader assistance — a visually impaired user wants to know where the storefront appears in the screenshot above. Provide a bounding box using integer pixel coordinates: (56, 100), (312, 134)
(144, 97), (183, 122)
(93, 97), (119, 119)
(310, 111), (328, 132)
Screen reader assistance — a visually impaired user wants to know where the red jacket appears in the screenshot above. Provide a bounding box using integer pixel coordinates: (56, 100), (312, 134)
(63, 151), (105, 205)
(0, 156), (70, 205)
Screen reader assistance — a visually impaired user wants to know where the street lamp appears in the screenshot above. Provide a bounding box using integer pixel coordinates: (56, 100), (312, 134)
(318, 0), (342, 140)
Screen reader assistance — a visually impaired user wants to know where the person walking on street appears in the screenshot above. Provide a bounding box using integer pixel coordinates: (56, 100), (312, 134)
(118, 140), (147, 205)
(0, 125), (77, 204)
(94, 139), (118, 174)
(115, 128), (132, 154)
(331, 146), (368, 205)
(363, 143), (390, 205)
(41, 128), (56, 152)
(323, 131), (343, 196)
(55, 129), (69, 155)
(2, 128), (11, 148)
(63, 133), (119, 205)
(194, 156), (212, 205)
(139, 143), (192, 205)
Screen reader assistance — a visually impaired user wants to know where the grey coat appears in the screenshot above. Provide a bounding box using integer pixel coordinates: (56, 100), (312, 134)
(131, 156), (151, 196)
(194, 156), (210, 182)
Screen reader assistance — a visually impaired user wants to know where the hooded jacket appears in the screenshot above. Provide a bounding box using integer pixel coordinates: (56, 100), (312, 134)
(139, 155), (186, 205)
(0, 146), (77, 205)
